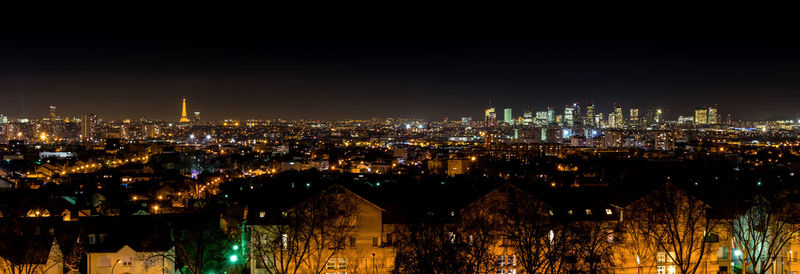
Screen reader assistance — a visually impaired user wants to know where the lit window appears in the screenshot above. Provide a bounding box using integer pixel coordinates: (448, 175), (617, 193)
(281, 234), (288, 250)
(259, 211), (265, 218)
(338, 258), (347, 269)
(657, 252), (666, 263)
(585, 209), (592, 215)
(122, 256), (132, 266)
(605, 209), (613, 215)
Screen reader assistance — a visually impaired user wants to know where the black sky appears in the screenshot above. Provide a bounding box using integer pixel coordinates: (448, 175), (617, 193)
(1, 13), (799, 121)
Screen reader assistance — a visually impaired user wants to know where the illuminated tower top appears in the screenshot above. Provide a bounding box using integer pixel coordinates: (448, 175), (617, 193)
(179, 98), (190, 123)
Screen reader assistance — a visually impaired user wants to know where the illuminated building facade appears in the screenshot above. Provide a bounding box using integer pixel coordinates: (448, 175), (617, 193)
(503, 108), (513, 125)
(584, 103), (596, 126)
(629, 108), (639, 126)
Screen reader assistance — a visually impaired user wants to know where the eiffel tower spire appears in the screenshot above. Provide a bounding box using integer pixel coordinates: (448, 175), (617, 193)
(179, 98), (190, 123)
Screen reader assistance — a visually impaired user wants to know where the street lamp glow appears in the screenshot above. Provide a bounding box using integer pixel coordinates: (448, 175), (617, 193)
(229, 255), (238, 262)
(190, 134), (195, 139)
(734, 249), (742, 256)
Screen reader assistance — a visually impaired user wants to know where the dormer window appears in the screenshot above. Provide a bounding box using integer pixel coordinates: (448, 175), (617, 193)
(605, 209), (613, 215)
(259, 211), (266, 218)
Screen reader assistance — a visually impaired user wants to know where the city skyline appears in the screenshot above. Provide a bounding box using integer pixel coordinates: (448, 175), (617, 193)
(2, 27), (800, 121)
(0, 98), (793, 123)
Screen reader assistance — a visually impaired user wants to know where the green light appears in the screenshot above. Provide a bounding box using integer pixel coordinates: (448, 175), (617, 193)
(232, 244), (239, 250)
(306, 183), (311, 188)
(376, 182), (381, 187)
(757, 181), (762, 186)
(229, 255), (238, 262)
(441, 181), (445, 185)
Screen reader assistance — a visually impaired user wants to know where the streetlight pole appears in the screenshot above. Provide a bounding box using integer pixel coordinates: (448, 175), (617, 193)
(111, 259), (121, 274)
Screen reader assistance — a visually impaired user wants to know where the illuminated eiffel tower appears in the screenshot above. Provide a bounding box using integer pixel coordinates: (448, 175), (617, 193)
(179, 98), (190, 123)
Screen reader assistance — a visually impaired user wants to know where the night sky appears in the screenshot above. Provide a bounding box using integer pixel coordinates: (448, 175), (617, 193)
(1, 15), (799, 121)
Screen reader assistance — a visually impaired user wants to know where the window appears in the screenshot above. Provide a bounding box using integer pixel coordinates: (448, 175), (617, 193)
(88, 234), (96, 244)
(718, 247), (730, 260)
(281, 234), (288, 250)
(122, 256), (132, 266)
(656, 265), (665, 274)
(338, 258), (347, 269)
(259, 211), (265, 218)
(372, 237), (378, 247)
(585, 209), (592, 215)
(448, 232), (455, 243)
(605, 208), (613, 215)
(657, 252), (666, 263)
(349, 237), (356, 248)
(496, 269), (506, 274)
(99, 233), (106, 243)
(386, 233), (393, 245)
(510, 255), (517, 266)
(496, 255), (506, 266)
(327, 259), (337, 269)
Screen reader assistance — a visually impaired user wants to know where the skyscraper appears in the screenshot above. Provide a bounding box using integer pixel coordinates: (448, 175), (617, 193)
(504, 108), (513, 125)
(609, 103), (624, 128)
(584, 103), (596, 126)
(484, 106), (496, 124)
(522, 107), (533, 126)
(179, 98), (190, 123)
(564, 105), (575, 126)
(695, 106), (718, 125)
(535, 111), (548, 126)
(629, 108), (640, 126)
(81, 114), (97, 141)
(694, 107), (708, 125)
(707, 106), (718, 124)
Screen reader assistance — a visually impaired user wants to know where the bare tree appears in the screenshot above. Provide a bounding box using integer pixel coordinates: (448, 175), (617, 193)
(727, 196), (800, 274)
(628, 184), (718, 274)
(172, 216), (234, 274)
(459, 206), (502, 274)
(391, 221), (463, 273)
(566, 220), (623, 274)
(620, 205), (658, 273)
(248, 186), (358, 274)
(0, 236), (60, 274)
(500, 190), (567, 274)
